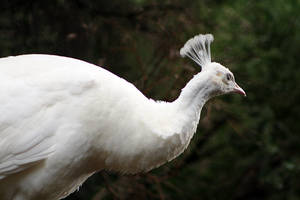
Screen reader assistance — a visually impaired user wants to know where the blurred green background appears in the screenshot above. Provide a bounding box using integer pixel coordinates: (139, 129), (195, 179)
(1, 0), (299, 199)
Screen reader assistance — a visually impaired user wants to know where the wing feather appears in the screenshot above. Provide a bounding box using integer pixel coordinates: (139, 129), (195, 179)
(0, 55), (100, 180)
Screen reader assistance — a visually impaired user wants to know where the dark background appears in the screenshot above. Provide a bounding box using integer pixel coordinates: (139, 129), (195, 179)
(1, 0), (299, 199)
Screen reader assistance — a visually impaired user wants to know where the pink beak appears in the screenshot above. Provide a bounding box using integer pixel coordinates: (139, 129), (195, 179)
(233, 83), (246, 97)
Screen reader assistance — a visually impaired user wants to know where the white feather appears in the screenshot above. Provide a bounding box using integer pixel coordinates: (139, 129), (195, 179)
(180, 34), (214, 70)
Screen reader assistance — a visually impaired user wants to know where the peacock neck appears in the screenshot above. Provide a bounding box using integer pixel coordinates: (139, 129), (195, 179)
(174, 70), (216, 114)
(137, 70), (219, 169)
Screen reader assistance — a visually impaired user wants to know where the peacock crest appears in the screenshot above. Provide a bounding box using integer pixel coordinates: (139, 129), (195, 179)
(180, 34), (214, 70)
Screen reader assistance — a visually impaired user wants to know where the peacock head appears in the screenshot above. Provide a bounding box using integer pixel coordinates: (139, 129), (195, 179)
(180, 34), (246, 97)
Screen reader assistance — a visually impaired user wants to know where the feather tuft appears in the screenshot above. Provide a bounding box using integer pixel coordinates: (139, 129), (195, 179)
(180, 34), (214, 70)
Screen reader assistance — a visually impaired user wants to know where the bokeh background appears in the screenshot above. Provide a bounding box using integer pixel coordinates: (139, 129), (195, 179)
(1, 0), (299, 199)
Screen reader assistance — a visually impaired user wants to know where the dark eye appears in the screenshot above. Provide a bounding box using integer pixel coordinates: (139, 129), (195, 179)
(226, 73), (232, 81)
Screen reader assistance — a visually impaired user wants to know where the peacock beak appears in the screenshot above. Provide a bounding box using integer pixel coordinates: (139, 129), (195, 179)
(233, 83), (246, 97)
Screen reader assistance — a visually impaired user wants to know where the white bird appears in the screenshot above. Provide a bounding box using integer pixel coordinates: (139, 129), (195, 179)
(0, 34), (245, 200)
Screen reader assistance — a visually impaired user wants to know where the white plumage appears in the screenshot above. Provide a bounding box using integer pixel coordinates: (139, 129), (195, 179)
(0, 34), (245, 200)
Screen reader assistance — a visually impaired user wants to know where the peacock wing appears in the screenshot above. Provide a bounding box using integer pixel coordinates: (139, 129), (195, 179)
(0, 55), (102, 180)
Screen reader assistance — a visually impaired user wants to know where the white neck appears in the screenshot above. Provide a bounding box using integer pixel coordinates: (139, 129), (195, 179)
(163, 70), (218, 153)
(174, 70), (216, 111)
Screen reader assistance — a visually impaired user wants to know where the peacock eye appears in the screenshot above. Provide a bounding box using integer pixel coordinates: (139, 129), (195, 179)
(226, 73), (232, 81)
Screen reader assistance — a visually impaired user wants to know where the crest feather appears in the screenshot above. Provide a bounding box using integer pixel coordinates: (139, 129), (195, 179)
(180, 34), (214, 70)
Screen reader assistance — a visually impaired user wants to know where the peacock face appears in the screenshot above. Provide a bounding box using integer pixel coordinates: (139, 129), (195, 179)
(179, 33), (246, 98)
(210, 63), (246, 97)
